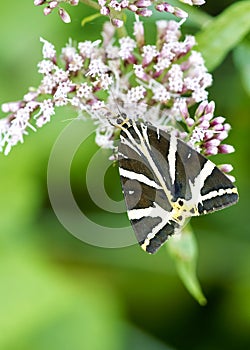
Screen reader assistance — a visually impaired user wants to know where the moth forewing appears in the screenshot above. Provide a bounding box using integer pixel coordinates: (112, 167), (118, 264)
(117, 117), (239, 254)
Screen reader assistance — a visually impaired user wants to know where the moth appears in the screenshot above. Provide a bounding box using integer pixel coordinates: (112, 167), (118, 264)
(116, 116), (239, 254)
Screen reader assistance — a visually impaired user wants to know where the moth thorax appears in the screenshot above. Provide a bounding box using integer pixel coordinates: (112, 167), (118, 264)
(116, 114), (133, 129)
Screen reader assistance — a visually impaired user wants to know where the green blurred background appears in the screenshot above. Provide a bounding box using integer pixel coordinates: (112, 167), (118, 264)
(0, 1), (250, 349)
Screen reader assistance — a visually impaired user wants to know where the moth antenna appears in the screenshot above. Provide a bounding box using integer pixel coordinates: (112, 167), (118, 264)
(109, 87), (125, 118)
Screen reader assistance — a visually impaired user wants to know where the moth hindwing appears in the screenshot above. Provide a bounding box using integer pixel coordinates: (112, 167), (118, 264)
(117, 117), (239, 254)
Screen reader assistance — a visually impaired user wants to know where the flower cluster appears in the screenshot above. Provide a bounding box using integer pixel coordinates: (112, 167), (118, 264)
(0, 19), (234, 178)
(180, 100), (234, 155)
(34, 0), (79, 23)
(98, 0), (205, 27)
(34, 0), (206, 26)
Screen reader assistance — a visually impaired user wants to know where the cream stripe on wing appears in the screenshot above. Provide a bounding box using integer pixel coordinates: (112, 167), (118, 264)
(119, 168), (162, 190)
(140, 203), (173, 251)
(167, 132), (178, 185)
(128, 204), (161, 220)
(201, 187), (238, 201)
(188, 160), (215, 205)
(120, 134), (141, 156)
(141, 123), (151, 149)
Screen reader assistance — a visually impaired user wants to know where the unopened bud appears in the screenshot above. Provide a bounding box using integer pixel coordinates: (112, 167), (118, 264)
(134, 21), (145, 47)
(174, 8), (188, 19)
(59, 8), (71, 23)
(112, 18), (124, 28)
(34, 0), (46, 5)
(2, 101), (22, 113)
(218, 144), (235, 154)
(218, 164), (233, 173)
(211, 116), (226, 126)
(136, 8), (152, 17)
(205, 146), (218, 156)
(44, 6), (53, 16)
(50, 1), (58, 9)
(70, 0), (79, 5)
(135, 0), (152, 7)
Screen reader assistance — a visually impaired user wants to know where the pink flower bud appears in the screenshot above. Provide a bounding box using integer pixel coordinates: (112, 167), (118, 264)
(204, 130), (214, 140)
(134, 21), (144, 47)
(205, 146), (218, 156)
(135, 0), (152, 7)
(179, 131), (188, 139)
(155, 4), (165, 12)
(195, 100), (208, 118)
(199, 113), (213, 122)
(34, 0), (45, 5)
(136, 8), (153, 17)
(174, 8), (188, 19)
(192, 0), (206, 5)
(50, 1), (58, 9)
(180, 0), (206, 5)
(120, 0), (129, 8)
(129, 4), (138, 12)
(163, 3), (175, 13)
(218, 144), (235, 154)
(212, 123), (224, 131)
(199, 120), (210, 129)
(215, 130), (228, 141)
(59, 8), (71, 23)
(218, 164), (233, 173)
(98, 0), (106, 6)
(112, 18), (124, 28)
(23, 91), (39, 102)
(211, 116), (225, 126)
(127, 55), (137, 64)
(70, 0), (79, 5)
(223, 123), (231, 131)
(204, 100), (215, 114)
(100, 6), (110, 15)
(2, 101), (22, 113)
(205, 139), (220, 147)
(179, 103), (189, 119)
(44, 6), (53, 16)
(186, 117), (195, 127)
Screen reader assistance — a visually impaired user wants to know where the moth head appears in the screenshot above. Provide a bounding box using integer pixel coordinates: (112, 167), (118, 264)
(116, 114), (132, 127)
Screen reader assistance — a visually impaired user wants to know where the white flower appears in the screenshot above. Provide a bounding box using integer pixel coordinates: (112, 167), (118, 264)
(78, 40), (101, 58)
(142, 45), (158, 63)
(109, 0), (121, 11)
(39, 74), (56, 94)
(152, 85), (171, 103)
(168, 64), (183, 92)
(127, 86), (146, 102)
(53, 68), (69, 83)
(92, 100), (106, 110)
(118, 37), (136, 59)
(97, 73), (113, 90)
(37, 59), (55, 75)
(68, 53), (84, 72)
(61, 43), (77, 61)
(87, 58), (109, 77)
(40, 99), (55, 119)
(77, 83), (92, 99)
(40, 37), (56, 59)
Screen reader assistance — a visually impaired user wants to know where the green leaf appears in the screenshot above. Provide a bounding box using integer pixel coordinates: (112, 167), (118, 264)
(233, 40), (250, 96)
(167, 225), (207, 305)
(196, 1), (250, 71)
